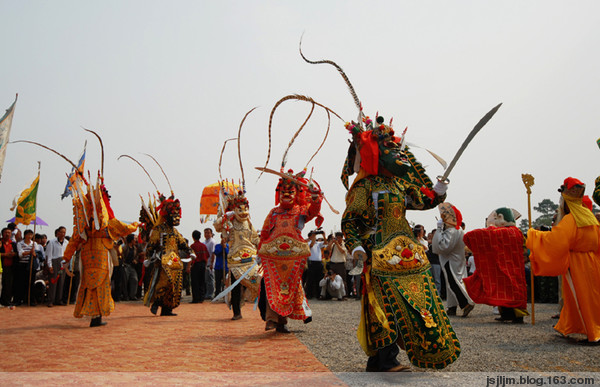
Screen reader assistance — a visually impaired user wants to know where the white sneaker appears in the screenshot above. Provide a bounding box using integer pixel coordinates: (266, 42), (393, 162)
(493, 306), (499, 315)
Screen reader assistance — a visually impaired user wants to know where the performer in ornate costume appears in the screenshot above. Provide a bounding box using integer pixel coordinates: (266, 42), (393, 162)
(253, 90), (339, 333)
(527, 177), (600, 343)
(17, 132), (138, 327)
(297, 42), (460, 371)
(257, 169), (323, 333)
(342, 117), (460, 371)
(63, 176), (138, 327)
(120, 154), (194, 317)
(214, 191), (261, 320)
(144, 193), (193, 316)
(213, 110), (262, 320)
(463, 207), (529, 323)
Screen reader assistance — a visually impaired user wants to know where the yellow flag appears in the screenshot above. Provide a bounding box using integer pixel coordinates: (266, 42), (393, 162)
(11, 174), (40, 226)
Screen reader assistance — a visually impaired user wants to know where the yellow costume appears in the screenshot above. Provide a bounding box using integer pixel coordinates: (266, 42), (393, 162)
(63, 179), (138, 321)
(142, 193), (191, 316)
(526, 178), (600, 342)
(64, 218), (137, 318)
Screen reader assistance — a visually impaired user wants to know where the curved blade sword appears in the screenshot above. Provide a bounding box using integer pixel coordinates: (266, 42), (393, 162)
(439, 103), (502, 183)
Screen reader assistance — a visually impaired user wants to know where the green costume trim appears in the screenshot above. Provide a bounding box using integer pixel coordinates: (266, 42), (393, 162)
(370, 269), (460, 369)
(593, 176), (600, 207)
(342, 172), (459, 369)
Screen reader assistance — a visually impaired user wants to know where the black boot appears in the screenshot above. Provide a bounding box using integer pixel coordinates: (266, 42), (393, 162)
(90, 316), (107, 327)
(276, 324), (290, 334)
(160, 307), (177, 316)
(150, 301), (159, 315)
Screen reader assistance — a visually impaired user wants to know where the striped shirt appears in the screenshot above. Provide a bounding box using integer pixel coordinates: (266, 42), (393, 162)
(17, 240), (35, 264)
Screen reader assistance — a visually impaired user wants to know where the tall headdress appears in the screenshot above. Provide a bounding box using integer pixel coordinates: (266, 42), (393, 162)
(216, 108), (258, 215)
(13, 128), (116, 239)
(143, 154), (180, 222)
(257, 94), (342, 181)
(256, 94), (340, 217)
(299, 36), (439, 194)
(118, 154), (179, 226)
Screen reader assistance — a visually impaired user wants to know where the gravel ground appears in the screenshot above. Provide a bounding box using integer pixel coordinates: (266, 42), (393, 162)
(287, 299), (600, 373)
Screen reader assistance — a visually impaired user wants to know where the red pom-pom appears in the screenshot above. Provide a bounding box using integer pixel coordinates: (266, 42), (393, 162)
(420, 186), (435, 199)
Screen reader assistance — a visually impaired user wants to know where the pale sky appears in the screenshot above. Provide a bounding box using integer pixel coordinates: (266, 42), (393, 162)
(1, 1), (599, 240)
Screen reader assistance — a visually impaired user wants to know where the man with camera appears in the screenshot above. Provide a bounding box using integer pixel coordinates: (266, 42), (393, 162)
(319, 269), (346, 301)
(328, 232), (347, 295)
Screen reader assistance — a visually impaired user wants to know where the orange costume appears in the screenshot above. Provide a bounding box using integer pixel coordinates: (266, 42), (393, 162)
(64, 216), (137, 319)
(526, 178), (600, 343)
(62, 172), (138, 325)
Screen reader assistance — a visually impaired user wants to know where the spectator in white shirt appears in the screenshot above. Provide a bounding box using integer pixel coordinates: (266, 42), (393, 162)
(45, 226), (67, 307)
(305, 230), (325, 299)
(15, 229), (37, 305)
(203, 228), (216, 299)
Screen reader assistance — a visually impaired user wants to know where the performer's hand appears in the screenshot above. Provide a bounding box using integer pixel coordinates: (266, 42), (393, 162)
(433, 180), (449, 195)
(436, 219), (444, 230)
(309, 188), (322, 202)
(353, 250), (367, 263)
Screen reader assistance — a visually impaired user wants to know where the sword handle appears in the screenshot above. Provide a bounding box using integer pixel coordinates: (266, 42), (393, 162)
(436, 175), (450, 185)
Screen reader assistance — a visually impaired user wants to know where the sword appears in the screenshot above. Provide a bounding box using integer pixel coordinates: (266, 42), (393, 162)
(212, 260), (259, 302)
(254, 167), (339, 214)
(437, 103), (502, 183)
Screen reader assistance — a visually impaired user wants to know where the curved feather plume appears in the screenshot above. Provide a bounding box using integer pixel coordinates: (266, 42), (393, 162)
(118, 154), (159, 192)
(143, 153), (173, 196)
(299, 34), (363, 120)
(281, 101), (315, 170)
(237, 107), (257, 189)
(405, 142), (448, 169)
(218, 138), (237, 183)
(82, 127), (104, 177)
(258, 94), (343, 181)
(304, 108), (331, 169)
(11, 140), (82, 177)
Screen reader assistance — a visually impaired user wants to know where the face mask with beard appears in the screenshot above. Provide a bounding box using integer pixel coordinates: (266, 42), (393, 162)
(377, 139), (411, 177)
(279, 185), (297, 209)
(161, 199), (182, 227)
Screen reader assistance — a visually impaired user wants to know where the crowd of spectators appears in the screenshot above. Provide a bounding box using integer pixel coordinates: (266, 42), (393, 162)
(0, 223), (220, 308)
(0, 220), (545, 313)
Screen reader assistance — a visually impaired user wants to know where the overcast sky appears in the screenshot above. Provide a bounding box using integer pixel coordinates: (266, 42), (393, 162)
(1, 1), (599, 240)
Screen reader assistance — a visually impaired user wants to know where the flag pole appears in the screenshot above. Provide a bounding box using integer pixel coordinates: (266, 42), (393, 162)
(522, 173), (535, 325)
(67, 264), (73, 305)
(28, 161), (41, 307)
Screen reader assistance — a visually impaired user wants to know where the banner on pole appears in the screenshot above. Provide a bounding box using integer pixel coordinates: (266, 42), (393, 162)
(61, 141), (86, 199)
(11, 172), (40, 226)
(0, 94), (18, 182)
